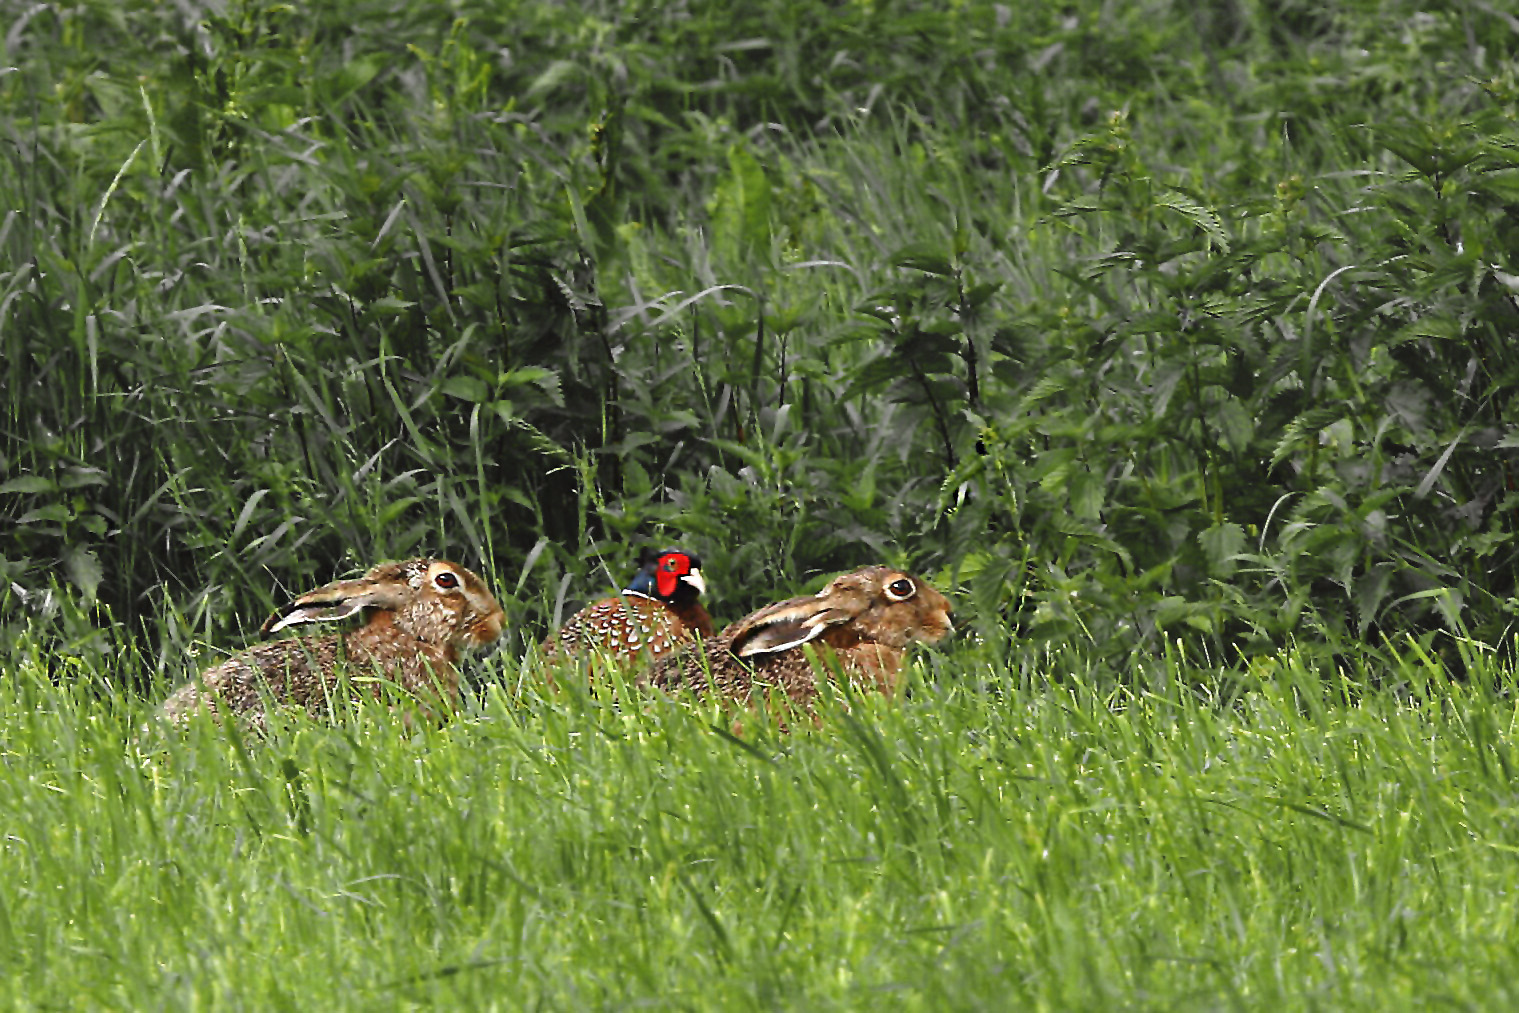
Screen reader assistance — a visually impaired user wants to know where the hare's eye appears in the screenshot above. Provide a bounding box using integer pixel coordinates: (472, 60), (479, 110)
(886, 578), (915, 601)
(434, 571), (460, 589)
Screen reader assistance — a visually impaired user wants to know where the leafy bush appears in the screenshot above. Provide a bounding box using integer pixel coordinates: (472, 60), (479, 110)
(3, 0), (1518, 682)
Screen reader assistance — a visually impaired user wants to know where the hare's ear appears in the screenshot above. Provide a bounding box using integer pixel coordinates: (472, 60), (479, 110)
(731, 599), (856, 657)
(260, 577), (409, 636)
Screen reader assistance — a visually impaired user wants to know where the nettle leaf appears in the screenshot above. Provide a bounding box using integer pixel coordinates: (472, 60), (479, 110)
(990, 359), (1030, 389)
(1031, 448), (1076, 491)
(895, 329), (960, 362)
(1155, 186), (1229, 252)
(1147, 363), (1187, 417)
(1352, 561), (1396, 632)
(623, 459), (653, 497)
(889, 242), (955, 277)
(59, 468), (108, 490)
(1199, 522), (1246, 577)
(917, 315), (965, 337)
(333, 54), (384, 97)
(1470, 169), (1519, 204)
(842, 356), (907, 399)
(368, 296), (417, 316)
(964, 281), (1003, 309)
(1047, 513), (1133, 570)
(1272, 408), (1346, 468)
(852, 303), (902, 327)
(18, 504), (71, 525)
(1018, 375), (1071, 412)
(0, 476), (58, 495)
(709, 142), (772, 258)
(64, 545), (103, 603)
(894, 347), (958, 375)
(884, 374), (965, 406)
(1389, 313), (1463, 345)
(1153, 596), (1220, 634)
(1068, 468), (1105, 521)
(527, 59), (579, 96)
(501, 367), (563, 401)
(1386, 384), (1432, 431)
(455, 281), (497, 312)
(1374, 122), (1480, 178)
(1051, 195), (1105, 217)
(1213, 398), (1254, 454)
(1374, 123), (1443, 177)
(439, 375), (489, 402)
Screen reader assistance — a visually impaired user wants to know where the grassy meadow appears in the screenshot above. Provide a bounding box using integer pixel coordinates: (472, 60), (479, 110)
(5, 0), (1519, 1007)
(7, 638), (1519, 1009)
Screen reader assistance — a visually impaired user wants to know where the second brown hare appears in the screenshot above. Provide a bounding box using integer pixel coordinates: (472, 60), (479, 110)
(160, 558), (504, 731)
(648, 565), (952, 711)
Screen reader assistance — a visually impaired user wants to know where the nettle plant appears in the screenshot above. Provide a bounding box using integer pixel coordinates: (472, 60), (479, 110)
(5, 0), (1518, 680)
(908, 97), (1519, 665)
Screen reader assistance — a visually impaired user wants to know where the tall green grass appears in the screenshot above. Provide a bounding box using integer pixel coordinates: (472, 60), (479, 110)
(4, 635), (1518, 1009)
(4, 0), (1518, 673)
(6, 5), (1519, 1000)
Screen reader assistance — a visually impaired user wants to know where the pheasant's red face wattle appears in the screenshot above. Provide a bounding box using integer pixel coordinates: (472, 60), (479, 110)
(656, 553), (690, 598)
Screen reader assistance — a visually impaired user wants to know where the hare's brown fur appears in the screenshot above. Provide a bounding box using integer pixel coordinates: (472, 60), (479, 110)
(160, 558), (504, 730)
(648, 565), (952, 710)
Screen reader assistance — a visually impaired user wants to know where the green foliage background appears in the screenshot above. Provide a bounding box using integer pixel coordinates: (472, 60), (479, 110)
(9, 4), (1519, 1008)
(9, 640), (1519, 1009)
(4, 0), (1519, 676)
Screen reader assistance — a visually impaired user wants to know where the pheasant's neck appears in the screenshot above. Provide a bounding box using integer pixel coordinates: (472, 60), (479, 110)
(670, 600), (715, 638)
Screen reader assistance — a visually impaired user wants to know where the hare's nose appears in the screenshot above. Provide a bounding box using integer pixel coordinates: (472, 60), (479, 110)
(471, 611), (506, 649)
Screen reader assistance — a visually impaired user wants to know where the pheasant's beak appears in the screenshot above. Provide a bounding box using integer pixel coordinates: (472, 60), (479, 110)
(682, 568), (707, 596)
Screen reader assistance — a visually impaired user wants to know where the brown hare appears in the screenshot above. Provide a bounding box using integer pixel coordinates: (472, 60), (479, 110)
(160, 558), (504, 730)
(648, 565), (952, 711)
(541, 547), (713, 662)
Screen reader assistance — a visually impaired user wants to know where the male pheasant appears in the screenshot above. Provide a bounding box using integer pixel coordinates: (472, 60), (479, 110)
(541, 547), (713, 662)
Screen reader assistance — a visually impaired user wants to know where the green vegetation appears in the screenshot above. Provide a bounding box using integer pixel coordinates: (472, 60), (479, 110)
(4, 640), (1519, 1009)
(5, 0), (1518, 664)
(5, 0), (1519, 1007)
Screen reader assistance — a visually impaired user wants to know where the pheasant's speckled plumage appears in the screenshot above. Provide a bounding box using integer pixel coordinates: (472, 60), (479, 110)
(160, 558), (504, 730)
(541, 548), (713, 663)
(648, 565), (952, 710)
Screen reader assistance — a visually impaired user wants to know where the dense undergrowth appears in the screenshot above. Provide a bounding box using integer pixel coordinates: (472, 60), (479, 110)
(6, 5), (1519, 1007)
(4, 0), (1518, 682)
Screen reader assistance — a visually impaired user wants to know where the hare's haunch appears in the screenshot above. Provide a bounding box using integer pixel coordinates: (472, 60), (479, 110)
(161, 558), (504, 730)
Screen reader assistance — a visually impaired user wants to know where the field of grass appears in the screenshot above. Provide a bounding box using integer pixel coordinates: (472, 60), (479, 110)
(6, 0), (1519, 1007)
(5, 636), (1519, 1009)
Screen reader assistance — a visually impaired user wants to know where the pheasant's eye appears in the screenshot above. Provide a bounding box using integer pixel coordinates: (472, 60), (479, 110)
(435, 571), (460, 589)
(663, 557), (682, 572)
(886, 578), (915, 601)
